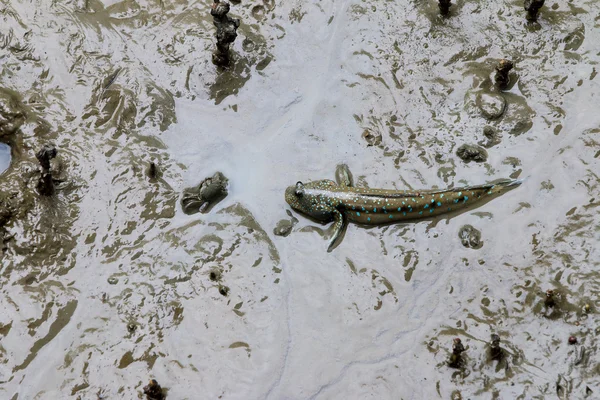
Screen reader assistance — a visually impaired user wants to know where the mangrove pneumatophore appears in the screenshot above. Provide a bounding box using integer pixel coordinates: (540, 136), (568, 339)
(36, 144), (57, 196)
(438, 0), (452, 16)
(524, 0), (545, 21)
(210, 0), (241, 66)
(495, 59), (514, 90)
(448, 337), (465, 368)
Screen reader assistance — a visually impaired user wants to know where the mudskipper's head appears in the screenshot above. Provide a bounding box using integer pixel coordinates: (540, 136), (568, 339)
(285, 181), (309, 214)
(285, 180), (338, 222)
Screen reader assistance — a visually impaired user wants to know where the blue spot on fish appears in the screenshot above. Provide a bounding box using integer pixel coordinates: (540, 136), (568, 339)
(424, 204), (429, 209)
(389, 215), (393, 219)
(419, 211), (423, 215)
(429, 209), (434, 213)
(397, 207), (401, 212)
(454, 199), (459, 204)
(437, 202), (442, 207)
(463, 196), (469, 203)
(367, 217), (371, 222)
(403, 212), (406, 216)
(357, 212), (361, 216)
(458, 192), (462, 196)
(373, 208), (377, 212)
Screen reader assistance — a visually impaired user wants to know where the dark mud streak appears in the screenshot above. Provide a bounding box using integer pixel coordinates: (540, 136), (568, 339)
(13, 300), (78, 372)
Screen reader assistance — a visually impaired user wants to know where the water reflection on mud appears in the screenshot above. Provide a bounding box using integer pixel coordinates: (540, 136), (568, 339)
(1, 0), (599, 399)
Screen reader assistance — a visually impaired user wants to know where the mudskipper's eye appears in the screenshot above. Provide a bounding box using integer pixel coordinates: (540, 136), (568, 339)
(295, 181), (305, 197)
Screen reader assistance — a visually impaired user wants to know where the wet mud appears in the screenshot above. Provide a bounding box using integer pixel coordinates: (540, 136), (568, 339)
(1, 0), (599, 399)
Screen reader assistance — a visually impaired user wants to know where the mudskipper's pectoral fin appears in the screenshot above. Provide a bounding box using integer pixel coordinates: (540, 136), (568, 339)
(335, 164), (354, 187)
(327, 209), (348, 252)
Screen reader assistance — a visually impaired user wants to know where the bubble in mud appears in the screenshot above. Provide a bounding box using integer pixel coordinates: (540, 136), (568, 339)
(362, 129), (382, 147)
(252, 5), (266, 21)
(477, 92), (507, 120)
(242, 38), (256, 52)
(479, 126), (501, 148)
(0, 143), (10, 175)
(263, 0), (275, 11)
(450, 390), (463, 400)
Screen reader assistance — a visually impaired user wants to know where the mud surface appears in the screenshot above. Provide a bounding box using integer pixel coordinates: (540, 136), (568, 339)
(1, 1), (599, 399)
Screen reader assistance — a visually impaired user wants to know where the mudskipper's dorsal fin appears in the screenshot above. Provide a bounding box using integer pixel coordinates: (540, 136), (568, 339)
(335, 164), (354, 187)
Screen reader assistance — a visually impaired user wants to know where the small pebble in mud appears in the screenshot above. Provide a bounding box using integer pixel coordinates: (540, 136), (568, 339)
(362, 129), (382, 147)
(545, 289), (556, 308)
(127, 323), (137, 333)
(568, 336), (577, 345)
(458, 225), (483, 249)
(143, 379), (165, 400)
(495, 59), (514, 90)
(448, 338), (465, 368)
(456, 144), (488, 163)
(181, 172), (229, 215)
(36, 144), (58, 196)
(583, 304), (591, 314)
(489, 334), (503, 361)
(438, 0), (452, 16)
(524, 0), (545, 21)
(477, 92), (507, 120)
(219, 285), (229, 297)
(479, 126), (502, 148)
